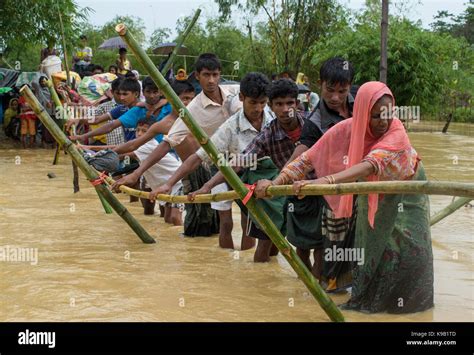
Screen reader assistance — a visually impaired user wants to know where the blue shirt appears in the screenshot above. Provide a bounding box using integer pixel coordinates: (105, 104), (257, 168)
(118, 103), (172, 142)
(108, 104), (134, 141)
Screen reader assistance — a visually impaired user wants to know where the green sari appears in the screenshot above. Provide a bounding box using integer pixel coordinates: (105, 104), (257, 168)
(342, 163), (434, 313)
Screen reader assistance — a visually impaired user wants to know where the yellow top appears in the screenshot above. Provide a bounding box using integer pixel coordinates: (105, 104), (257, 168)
(117, 57), (131, 75)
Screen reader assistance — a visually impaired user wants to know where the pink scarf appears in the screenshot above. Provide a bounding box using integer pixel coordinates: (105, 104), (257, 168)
(306, 81), (413, 227)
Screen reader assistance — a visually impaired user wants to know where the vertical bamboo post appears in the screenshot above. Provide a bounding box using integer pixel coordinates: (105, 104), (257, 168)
(117, 24), (344, 322)
(47, 80), (64, 165)
(46, 79), (82, 193)
(21, 86), (154, 243)
(56, 0), (71, 87)
(430, 197), (472, 226)
(379, 0), (389, 83)
(160, 9), (201, 76)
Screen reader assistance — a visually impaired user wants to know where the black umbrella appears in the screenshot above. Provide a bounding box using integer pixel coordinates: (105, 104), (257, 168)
(153, 42), (188, 55)
(98, 37), (127, 50)
(297, 84), (310, 93)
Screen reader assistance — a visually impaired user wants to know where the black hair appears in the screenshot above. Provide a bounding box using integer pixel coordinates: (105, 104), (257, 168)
(39, 76), (48, 82)
(93, 65), (104, 73)
(171, 80), (195, 97)
(119, 48), (127, 54)
(111, 77), (123, 92)
(137, 118), (154, 127)
(195, 53), (222, 73)
(268, 79), (298, 102)
(240, 72), (270, 99)
(142, 76), (158, 91)
(118, 78), (141, 94)
(108, 65), (118, 72)
(79, 35), (87, 40)
(320, 57), (354, 86)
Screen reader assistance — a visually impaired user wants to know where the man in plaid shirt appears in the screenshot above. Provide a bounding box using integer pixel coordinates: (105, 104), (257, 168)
(93, 79), (125, 146)
(188, 79), (303, 261)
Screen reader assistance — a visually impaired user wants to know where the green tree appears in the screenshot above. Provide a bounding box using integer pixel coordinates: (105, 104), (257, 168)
(100, 15), (146, 45)
(214, 0), (348, 76)
(311, 15), (474, 120)
(149, 28), (172, 50)
(0, 0), (91, 70)
(431, 0), (474, 44)
(0, 0), (91, 50)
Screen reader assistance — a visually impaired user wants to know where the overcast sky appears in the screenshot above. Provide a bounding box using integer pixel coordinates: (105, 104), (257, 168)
(77, 0), (468, 42)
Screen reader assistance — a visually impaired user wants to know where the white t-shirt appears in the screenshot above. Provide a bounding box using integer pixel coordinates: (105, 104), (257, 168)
(134, 139), (183, 193)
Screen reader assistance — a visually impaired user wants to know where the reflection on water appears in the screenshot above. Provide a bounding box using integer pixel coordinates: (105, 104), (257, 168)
(0, 131), (472, 322)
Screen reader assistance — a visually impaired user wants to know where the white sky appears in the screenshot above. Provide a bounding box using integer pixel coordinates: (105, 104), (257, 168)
(77, 0), (468, 42)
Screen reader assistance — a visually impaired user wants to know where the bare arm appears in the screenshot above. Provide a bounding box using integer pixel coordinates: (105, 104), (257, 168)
(79, 144), (116, 151)
(111, 140), (172, 191)
(73, 119), (122, 141)
(65, 112), (111, 131)
(113, 128), (155, 154)
(113, 113), (176, 155)
(284, 143), (309, 167)
(166, 154), (202, 188)
(330, 161), (375, 184)
(187, 166), (243, 201)
(148, 153), (203, 199)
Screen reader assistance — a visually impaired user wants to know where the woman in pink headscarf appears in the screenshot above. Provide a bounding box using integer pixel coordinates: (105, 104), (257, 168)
(256, 82), (434, 313)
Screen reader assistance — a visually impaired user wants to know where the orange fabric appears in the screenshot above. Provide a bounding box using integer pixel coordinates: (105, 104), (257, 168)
(306, 81), (413, 227)
(20, 118), (36, 136)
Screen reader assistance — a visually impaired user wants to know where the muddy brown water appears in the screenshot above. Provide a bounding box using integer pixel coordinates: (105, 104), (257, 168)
(0, 129), (472, 322)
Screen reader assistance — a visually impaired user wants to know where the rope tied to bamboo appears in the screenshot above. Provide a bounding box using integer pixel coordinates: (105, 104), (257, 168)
(242, 183), (257, 205)
(89, 171), (109, 186)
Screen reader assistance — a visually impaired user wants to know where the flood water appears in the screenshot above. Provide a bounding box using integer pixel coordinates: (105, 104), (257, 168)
(0, 129), (472, 322)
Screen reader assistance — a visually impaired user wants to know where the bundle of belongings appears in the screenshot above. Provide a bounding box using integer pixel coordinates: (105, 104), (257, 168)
(83, 149), (120, 173)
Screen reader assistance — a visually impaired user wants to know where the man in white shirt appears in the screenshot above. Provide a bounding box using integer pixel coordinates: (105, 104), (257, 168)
(148, 72), (274, 251)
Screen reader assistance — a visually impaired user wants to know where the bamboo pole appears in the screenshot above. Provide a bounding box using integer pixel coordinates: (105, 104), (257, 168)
(46, 80), (64, 166)
(70, 125), (81, 193)
(107, 177), (474, 204)
(160, 9), (201, 76)
(379, 0), (388, 83)
(117, 24), (344, 322)
(57, 0), (71, 86)
(47, 80), (79, 191)
(430, 197), (472, 226)
(20, 85), (156, 244)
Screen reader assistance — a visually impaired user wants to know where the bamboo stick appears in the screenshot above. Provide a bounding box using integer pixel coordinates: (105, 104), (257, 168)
(46, 79), (64, 165)
(117, 24), (344, 322)
(106, 177), (474, 203)
(20, 85), (156, 244)
(70, 125), (81, 193)
(430, 197), (472, 226)
(56, 1), (71, 86)
(160, 9), (201, 76)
